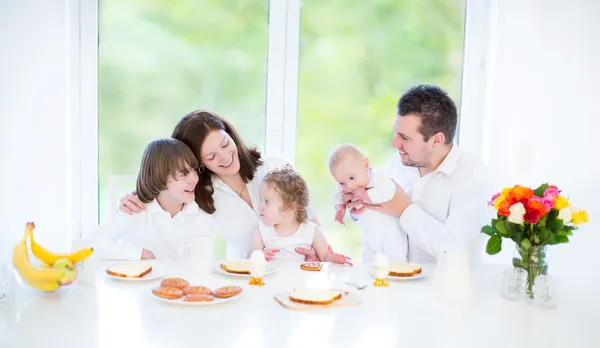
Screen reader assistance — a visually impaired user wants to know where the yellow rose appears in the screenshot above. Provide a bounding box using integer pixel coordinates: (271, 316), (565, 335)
(554, 196), (570, 210)
(571, 210), (589, 225)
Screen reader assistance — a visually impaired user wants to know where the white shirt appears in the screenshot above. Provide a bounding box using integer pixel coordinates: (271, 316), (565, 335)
(211, 156), (292, 259)
(258, 221), (315, 262)
(389, 145), (492, 265)
(86, 200), (214, 260)
(342, 168), (408, 263)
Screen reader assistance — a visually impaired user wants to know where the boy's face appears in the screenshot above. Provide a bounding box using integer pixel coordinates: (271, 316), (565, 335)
(331, 156), (370, 194)
(163, 164), (199, 205)
(258, 182), (288, 226)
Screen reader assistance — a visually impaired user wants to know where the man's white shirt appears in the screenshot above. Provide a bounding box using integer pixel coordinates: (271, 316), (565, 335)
(388, 145), (493, 265)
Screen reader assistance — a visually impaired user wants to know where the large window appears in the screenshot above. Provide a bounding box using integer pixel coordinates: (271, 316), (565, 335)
(98, 0), (466, 260)
(295, 0), (467, 259)
(98, 0), (269, 220)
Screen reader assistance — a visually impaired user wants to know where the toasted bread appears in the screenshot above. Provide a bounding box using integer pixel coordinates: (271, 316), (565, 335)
(152, 286), (184, 300)
(220, 261), (252, 274)
(289, 288), (343, 305)
(213, 286), (243, 298)
(106, 263), (152, 278)
(388, 263), (422, 277)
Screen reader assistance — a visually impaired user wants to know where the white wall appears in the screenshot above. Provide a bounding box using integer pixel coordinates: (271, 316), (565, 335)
(0, 0), (89, 263)
(461, 0), (600, 283)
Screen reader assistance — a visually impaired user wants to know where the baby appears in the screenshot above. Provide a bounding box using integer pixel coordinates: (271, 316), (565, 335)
(249, 165), (349, 264)
(329, 144), (408, 263)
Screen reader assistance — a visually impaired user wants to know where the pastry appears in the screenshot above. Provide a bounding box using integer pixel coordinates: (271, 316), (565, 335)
(152, 286), (184, 300)
(184, 293), (215, 302)
(213, 285), (243, 298)
(300, 262), (322, 271)
(182, 285), (213, 295)
(160, 277), (190, 289)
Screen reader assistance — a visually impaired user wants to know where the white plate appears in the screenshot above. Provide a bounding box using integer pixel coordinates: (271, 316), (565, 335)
(150, 287), (245, 306)
(214, 260), (281, 278)
(105, 263), (166, 282)
(368, 263), (432, 281)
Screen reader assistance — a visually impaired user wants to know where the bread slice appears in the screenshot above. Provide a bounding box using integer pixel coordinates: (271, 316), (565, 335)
(289, 288), (343, 305)
(220, 261), (252, 274)
(388, 263), (422, 277)
(106, 263), (152, 278)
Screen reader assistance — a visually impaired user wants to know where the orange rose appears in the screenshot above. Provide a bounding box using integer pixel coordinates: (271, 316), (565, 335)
(524, 199), (546, 224)
(498, 197), (516, 217)
(510, 185), (534, 203)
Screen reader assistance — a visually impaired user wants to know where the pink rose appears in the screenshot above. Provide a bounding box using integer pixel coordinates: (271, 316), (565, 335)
(543, 185), (561, 200)
(532, 195), (554, 213)
(489, 193), (500, 206)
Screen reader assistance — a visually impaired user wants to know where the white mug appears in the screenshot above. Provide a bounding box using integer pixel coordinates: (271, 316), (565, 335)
(71, 239), (97, 285)
(178, 236), (214, 274)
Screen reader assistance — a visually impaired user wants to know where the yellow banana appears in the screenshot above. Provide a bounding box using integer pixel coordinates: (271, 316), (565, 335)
(13, 223), (66, 288)
(29, 224), (94, 265)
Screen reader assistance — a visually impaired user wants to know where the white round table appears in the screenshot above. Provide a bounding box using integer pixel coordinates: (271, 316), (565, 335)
(0, 261), (597, 348)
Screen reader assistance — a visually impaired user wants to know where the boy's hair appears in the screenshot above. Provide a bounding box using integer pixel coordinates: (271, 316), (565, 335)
(262, 165), (310, 223)
(136, 138), (198, 203)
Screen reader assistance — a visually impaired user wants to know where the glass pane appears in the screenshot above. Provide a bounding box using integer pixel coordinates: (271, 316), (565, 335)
(98, 0), (269, 225)
(295, 0), (466, 260)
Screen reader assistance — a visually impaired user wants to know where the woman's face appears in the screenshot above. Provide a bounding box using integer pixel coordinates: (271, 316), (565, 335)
(200, 129), (241, 176)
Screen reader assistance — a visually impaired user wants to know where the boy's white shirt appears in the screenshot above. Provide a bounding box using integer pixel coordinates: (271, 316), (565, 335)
(335, 168), (409, 263)
(86, 199), (214, 260)
(258, 221), (315, 262)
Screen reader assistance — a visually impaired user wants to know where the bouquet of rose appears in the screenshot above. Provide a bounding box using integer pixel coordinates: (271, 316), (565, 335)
(481, 184), (588, 298)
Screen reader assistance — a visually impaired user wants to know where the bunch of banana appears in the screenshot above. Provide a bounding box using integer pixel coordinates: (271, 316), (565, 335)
(12, 223), (64, 292)
(12, 222), (95, 292)
(29, 226), (94, 266)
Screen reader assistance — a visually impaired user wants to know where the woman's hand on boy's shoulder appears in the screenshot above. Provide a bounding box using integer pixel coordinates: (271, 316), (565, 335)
(119, 191), (146, 215)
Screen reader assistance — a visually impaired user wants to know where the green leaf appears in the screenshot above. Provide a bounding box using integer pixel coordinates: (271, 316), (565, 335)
(486, 235), (502, 255)
(556, 235), (569, 244)
(533, 183), (549, 197)
(533, 235), (540, 244)
(481, 225), (497, 236)
(539, 228), (551, 242)
(495, 220), (510, 237)
(548, 217), (564, 232)
(546, 235), (559, 245)
(513, 227), (524, 246)
(557, 228), (573, 237)
(536, 214), (548, 228)
(521, 238), (531, 250)
(512, 257), (523, 268)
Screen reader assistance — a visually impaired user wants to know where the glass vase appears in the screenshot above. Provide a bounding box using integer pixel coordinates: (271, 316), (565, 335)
(513, 244), (548, 300)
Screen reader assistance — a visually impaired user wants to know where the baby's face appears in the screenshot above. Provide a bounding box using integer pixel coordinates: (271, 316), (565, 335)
(331, 157), (370, 193)
(258, 182), (286, 226)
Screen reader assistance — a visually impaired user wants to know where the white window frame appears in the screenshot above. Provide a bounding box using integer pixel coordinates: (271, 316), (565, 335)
(265, 0), (301, 163)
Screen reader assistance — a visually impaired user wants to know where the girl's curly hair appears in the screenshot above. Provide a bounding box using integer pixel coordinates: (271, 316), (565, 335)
(262, 165), (310, 223)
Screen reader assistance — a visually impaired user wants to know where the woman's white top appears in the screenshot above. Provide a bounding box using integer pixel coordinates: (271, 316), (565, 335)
(258, 221), (315, 262)
(87, 200), (214, 260)
(211, 156), (292, 259)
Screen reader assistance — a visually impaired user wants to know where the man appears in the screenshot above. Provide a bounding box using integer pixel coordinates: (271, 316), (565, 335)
(345, 84), (492, 264)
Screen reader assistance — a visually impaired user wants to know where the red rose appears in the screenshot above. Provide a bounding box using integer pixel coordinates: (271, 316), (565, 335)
(524, 199), (546, 224)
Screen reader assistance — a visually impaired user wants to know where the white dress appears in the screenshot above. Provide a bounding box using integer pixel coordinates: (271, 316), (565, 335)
(258, 221), (315, 262)
(211, 156), (295, 259)
(339, 168), (408, 263)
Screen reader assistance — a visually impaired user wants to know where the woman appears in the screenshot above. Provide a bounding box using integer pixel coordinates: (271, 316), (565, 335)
(119, 110), (351, 263)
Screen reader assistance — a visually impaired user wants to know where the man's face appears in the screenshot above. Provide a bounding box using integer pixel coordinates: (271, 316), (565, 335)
(391, 114), (434, 168)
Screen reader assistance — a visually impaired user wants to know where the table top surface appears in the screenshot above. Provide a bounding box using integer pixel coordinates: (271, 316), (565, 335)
(1, 260), (598, 348)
